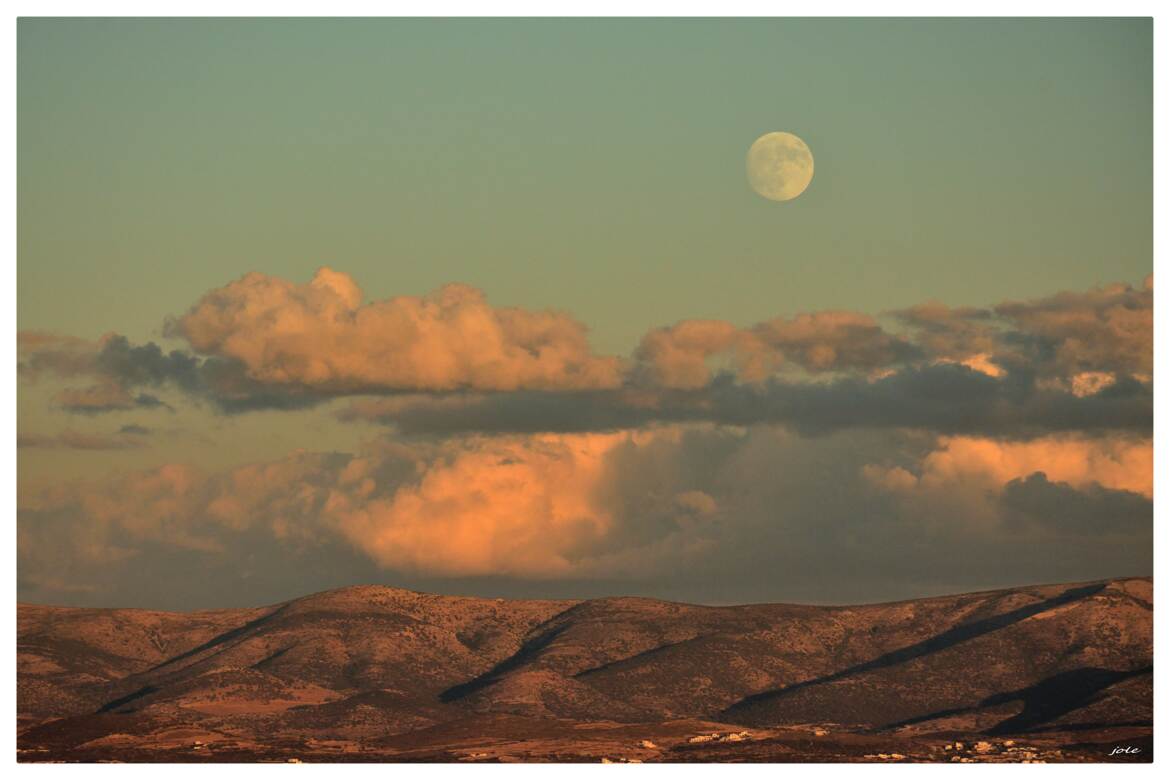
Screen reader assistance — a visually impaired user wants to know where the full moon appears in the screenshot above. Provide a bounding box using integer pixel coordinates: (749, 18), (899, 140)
(746, 131), (814, 202)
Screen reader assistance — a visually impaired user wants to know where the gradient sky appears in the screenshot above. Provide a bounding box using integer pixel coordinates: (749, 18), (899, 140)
(17, 18), (1152, 609)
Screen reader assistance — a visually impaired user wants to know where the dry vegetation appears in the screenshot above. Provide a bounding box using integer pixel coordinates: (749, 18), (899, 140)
(17, 578), (1152, 762)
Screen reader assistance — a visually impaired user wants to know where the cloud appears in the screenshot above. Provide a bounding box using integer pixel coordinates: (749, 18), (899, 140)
(18, 331), (102, 378)
(165, 268), (625, 393)
(994, 281), (1153, 378)
(18, 270), (627, 413)
(861, 433), (1151, 543)
(19, 425), (1151, 607)
(633, 311), (919, 388)
(16, 273), (1151, 445)
(336, 389), (675, 434)
(863, 433), (1152, 499)
(17, 430), (147, 451)
(118, 424), (151, 436)
(18, 429), (725, 594)
(329, 433), (625, 577)
(634, 320), (760, 389)
(754, 309), (920, 372)
(891, 303), (1000, 363)
(53, 382), (167, 414)
(632, 279), (1151, 393)
(340, 363), (1151, 438)
(923, 434), (1152, 497)
(999, 472), (1150, 536)
(19, 453), (349, 571)
(53, 383), (136, 413)
(19, 330), (327, 415)
(16, 270), (1153, 608)
(891, 279), (1153, 387)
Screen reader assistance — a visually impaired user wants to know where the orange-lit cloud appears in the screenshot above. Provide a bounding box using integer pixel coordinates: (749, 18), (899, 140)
(755, 310), (916, 372)
(931, 353), (1005, 378)
(17, 331), (102, 378)
(19, 429), (722, 581)
(634, 320), (762, 389)
(166, 268), (625, 392)
(328, 433), (628, 577)
(19, 424), (1151, 604)
(893, 279), (1153, 386)
(995, 281), (1153, 378)
(634, 310), (916, 388)
(14, 273), (1152, 451)
(864, 434), (1152, 499)
(53, 382), (137, 411)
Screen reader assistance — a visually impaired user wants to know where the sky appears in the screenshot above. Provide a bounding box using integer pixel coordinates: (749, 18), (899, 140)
(16, 18), (1152, 610)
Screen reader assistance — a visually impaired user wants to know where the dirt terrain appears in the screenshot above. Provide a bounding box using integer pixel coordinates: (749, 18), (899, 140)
(17, 577), (1152, 762)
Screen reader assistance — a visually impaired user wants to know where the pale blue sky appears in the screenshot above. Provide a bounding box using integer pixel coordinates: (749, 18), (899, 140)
(19, 18), (1151, 355)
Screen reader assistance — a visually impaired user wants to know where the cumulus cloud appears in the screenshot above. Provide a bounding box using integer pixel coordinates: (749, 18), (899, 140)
(16, 272), (1151, 447)
(994, 281), (1153, 378)
(755, 309), (920, 372)
(18, 270), (628, 413)
(921, 434), (1151, 497)
(16, 269), (1154, 608)
(634, 320), (762, 389)
(165, 268), (625, 393)
(18, 429), (723, 589)
(861, 433), (1152, 544)
(891, 279), (1153, 388)
(329, 433), (625, 577)
(633, 310), (918, 388)
(19, 452), (349, 575)
(19, 425), (1151, 607)
(892, 302), (998, 359)
(863, 433), (1152, 498)
(633, 279), (1151, 393)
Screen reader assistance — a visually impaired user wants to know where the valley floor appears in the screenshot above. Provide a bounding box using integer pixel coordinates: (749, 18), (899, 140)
(18, 715), (1153, 763)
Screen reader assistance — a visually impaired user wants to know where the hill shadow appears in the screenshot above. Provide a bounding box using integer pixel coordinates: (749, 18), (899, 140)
(984, 665), (1152, 734)
(440, 623), (570, 702)
(723, 583), (1106, 719)
(147, 605), (288, 673)
(881, 665), (1151, 734)
(96, 685), (160, 714)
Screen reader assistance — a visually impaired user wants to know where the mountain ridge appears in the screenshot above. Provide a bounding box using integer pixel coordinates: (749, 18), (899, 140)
(18, 576), (1152, 762)
(23, 572), (1155, 614)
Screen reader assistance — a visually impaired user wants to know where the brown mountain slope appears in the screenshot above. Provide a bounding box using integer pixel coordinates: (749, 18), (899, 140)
(18, 603), (264, 724)
(17, 577), (1152, 762)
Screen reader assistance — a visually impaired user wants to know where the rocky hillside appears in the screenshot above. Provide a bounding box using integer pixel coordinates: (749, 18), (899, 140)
(17, 578), (1152, 761)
